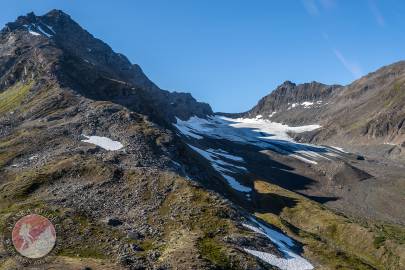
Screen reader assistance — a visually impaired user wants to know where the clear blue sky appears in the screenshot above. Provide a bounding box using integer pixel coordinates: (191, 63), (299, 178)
(1, 1), (404, 112)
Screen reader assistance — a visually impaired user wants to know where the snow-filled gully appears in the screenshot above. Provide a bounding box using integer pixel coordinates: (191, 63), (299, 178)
(242, 217), (313, 270)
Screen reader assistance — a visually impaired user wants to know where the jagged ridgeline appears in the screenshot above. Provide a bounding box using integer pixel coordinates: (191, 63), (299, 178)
(0, 10), (404, 270)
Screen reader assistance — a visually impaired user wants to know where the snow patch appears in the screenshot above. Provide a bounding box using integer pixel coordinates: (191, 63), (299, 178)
(242, 217), (313, 270)
(44, 24), (55, 34)
(174, 118), (204, 139)
(174, 116), (331, 165)
(187, 144), (251, 192)
(37, 25), (52, 38)
(330, 146), (349, 153)
(81, 135), (124, 151)
(28, 30), (41, 36)
(301, 101), (314, 108)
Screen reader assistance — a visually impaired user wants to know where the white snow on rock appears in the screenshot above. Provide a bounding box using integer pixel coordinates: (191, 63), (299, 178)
(81, 135), (124, 151)
(175, 116), (320, 143)
(187, 144), (251, 192)
(330, 146), (349, 153)
(301, 101), (314, 108)
(269, 111), (277, 118)
(174, 118), (204, 139)
(24, 23), (54, 38)
(207, 148), (244, 162)
(243, 217), (313, 270)
(28, 30), (41, 36)
(37, 25), (53, 38)
(175, 116), (335, 165)
(29, 155), (39, 161)
(44, 24), (56, 34)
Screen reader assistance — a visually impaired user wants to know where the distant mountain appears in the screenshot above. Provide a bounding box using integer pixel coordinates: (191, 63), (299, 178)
(242, 81), (342, 125)
(1, 10), (404, 270)
(244, 62), (405, 160)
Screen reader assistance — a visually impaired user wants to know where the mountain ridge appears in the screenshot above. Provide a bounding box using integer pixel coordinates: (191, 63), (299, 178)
(241, 60), (405, 161)
(0, 10), (213, 124)
(0, 10), (404, 270)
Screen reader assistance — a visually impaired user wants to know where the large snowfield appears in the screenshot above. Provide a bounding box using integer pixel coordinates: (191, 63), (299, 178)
(175, 115), (342, 165)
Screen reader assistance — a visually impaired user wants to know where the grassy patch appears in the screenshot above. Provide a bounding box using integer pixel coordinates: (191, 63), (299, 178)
(198, 237), (232, 269)
(0, 82), (33, 115)
(253, 180), (404, 270)
(58, 247), (107, 259)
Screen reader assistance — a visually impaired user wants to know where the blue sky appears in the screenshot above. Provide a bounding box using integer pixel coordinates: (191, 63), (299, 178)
(1, 1), (404, 112)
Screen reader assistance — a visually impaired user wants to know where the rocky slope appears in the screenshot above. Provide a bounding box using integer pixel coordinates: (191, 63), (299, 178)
(0, 10), (276, 270)
(243, 62), (405, 161)
(0, 10), (212, 124)
(241, 81), (342, 125)
(0, 10), (404, 270)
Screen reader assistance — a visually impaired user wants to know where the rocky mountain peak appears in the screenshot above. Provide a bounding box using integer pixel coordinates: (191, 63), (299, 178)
(0, 10), (213, 123)
(243, 80), (342, 121)
(279, 80), (296, 88)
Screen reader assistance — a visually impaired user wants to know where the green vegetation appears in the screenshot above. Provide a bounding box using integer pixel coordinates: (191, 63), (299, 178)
(58, 247), (107, 259)
(198, 237), (232, 269)
(384, 80), (405, 108)
(373, 223), (405, 248)
(0, 82), (33, 115)
(253, 180), (405, 270)
(155, 174), (246, 269)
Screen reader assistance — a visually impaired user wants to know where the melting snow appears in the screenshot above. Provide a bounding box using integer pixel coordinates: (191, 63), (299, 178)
(175, 116), (332, 165)
(37, 25), (53, 38)
(243, 217), (313, 270)
(25, 23), (52, 38)
(301, 101), (314, 108)
(330, 146), (348, 153)
(44, 24), (56, 34)
(187, 144), (251, 192)
(81, 135), (124, 151)
(28, 30), (41, 36)
(29, 155), (39, 161)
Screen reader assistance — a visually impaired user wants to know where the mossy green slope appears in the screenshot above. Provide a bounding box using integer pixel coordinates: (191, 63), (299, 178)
(253, 180), (405, 270)
(0, 82), (33, 115)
